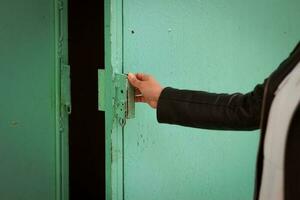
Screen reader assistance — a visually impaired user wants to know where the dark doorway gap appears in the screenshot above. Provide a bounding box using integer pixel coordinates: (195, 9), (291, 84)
(68, 0), (105, 199)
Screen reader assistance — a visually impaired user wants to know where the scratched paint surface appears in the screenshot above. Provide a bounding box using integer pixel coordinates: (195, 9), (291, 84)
(0, 0), (68, 199)
(123, 0), (300, 199)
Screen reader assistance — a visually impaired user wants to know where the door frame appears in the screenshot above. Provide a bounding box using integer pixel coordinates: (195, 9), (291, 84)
(55, 0), (70, 199)
(104, 0), (124, 199)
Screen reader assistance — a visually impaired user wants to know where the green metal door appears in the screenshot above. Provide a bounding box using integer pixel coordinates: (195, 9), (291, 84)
(0, 0), (69, 199)
(103, 0), (300, 200)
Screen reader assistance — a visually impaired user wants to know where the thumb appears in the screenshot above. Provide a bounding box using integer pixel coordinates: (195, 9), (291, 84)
(128, 73), (142, 88)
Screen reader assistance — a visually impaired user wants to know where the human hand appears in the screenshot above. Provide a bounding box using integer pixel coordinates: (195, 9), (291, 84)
(127, 73), (163, 109)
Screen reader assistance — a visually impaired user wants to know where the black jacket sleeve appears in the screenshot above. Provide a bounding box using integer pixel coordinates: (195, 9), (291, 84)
(156, 81), (266, 131)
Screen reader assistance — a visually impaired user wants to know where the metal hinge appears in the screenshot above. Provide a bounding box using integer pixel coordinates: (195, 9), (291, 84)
(61, 64), (71, 114)
(98, 70), (135, 126)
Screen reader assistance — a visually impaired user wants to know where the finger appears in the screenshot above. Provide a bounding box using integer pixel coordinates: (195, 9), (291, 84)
(135, 96), (146, 102)
(136, 73), (150, 81)
(135, 88), (142, 95)
(128, 73), (142, 88)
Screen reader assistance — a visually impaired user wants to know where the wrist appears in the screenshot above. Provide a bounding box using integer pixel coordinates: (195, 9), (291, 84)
(155, 87), (164, 102)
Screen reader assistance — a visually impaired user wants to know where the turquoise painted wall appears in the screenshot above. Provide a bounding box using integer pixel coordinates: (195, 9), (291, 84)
(122, 0), (300, 200)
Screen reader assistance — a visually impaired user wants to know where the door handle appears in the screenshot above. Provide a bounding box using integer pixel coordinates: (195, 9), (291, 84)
(114, 73), (135, 120)
(98, 70), (135, 126)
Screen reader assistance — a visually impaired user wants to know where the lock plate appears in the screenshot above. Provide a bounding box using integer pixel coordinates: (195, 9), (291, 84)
(98, 70), (135, 124)
(114, 73), (135, 120)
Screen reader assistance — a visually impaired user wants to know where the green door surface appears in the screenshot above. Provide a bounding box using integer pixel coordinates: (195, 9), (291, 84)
(103, 0), (300, 200)
(0, 0), (69, 199)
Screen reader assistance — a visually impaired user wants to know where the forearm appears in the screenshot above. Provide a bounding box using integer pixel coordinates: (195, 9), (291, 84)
(157, 83), (265, 131)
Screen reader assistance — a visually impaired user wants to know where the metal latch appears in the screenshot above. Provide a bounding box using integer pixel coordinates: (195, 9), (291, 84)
(98, 70), (135, 126)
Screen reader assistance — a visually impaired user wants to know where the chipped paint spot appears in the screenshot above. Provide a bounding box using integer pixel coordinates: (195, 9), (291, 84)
(10, 121), (19, 128)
